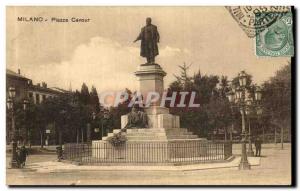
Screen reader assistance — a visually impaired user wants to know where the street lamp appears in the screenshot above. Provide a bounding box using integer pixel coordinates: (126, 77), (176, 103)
(235, 87), (243, 101)
(255, 86), (262, 102)
(23, 99), (29, 146)
(239, 71), (247, 87)
(226, 72), (251, 170)
(7, 98), (13, 110)
(8, 87), (16, 98)
(7, 87), (18, 168)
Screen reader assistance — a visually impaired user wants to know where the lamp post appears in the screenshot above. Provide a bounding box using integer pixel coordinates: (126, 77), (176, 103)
(246, 85), (262, 155)
(226, 71), (250, 170)
(226, 72), (263, 170)
(7, 87), (18, 168)
(23, 99), (29, 146)
(245, 104), (254, 157)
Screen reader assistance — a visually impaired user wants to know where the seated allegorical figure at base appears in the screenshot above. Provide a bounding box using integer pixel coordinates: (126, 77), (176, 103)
(124, 106), (148, 129)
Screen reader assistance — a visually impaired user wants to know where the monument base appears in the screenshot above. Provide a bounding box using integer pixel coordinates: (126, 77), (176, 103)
(92, 131), (207, 162)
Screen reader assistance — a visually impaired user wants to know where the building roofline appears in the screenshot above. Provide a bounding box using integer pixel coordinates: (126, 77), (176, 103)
(6, 69), (30, 81)
(28, 85), (64, 95)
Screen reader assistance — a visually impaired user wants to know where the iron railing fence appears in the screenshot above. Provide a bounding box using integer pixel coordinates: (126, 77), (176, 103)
(63, 141), (232, 165)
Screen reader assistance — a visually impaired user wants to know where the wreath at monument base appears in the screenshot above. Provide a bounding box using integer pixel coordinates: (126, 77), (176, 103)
(107, 130), (127, 147)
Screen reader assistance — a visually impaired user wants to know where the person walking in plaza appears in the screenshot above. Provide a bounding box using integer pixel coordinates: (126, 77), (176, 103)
(19, 145), (28, 168)
(254, 136), (262, 157)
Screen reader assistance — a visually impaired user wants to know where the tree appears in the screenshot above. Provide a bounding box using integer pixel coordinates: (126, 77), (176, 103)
(80, 83), (90, 105)
(206, 96), (232, 141)
(168, 63), (221, 138)
(90, 86), (100, 112)
(219, 76), (230, 98)
(173, 62), (194, 91)
(193, 70), (219, 105)
(262, 63), (291, 148)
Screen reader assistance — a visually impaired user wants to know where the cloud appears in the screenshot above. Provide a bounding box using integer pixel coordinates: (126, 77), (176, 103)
(26, 36), (190, 93)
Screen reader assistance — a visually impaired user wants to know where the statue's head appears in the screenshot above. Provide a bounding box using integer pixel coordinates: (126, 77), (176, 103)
(146, 17), (152, 25)
(132, 107), (137, 112)
(132, 104), (140, 112)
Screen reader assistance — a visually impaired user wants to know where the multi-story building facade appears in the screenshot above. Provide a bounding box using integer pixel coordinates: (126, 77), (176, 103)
(6, 69), (68, 145)
(6, 69), (64, 103)
(27, 82), (61, 104)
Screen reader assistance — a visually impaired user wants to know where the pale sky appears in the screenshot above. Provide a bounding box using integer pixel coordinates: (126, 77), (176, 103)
(6, 6), (290, 93)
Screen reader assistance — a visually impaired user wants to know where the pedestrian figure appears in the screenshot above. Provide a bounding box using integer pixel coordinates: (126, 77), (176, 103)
(16, 147), (21, 168)
(254, 136), (262, 157)
(19, 145), (28, 168)
(56, 146), (63, 161)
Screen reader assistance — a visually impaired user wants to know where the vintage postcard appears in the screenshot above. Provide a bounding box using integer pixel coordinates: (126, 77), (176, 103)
(6, 6), (294, 186)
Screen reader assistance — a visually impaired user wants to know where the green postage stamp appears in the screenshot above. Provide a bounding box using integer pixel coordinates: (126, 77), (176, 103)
(255, 12), (294, 57)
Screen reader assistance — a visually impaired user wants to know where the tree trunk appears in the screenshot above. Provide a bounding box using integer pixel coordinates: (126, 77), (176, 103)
(87, 123), (91, 143)
(281, 126), (284, 150)
(76, 128), (79, 144)
(262, 126), (265, 143)
(81, 128), (84, 143)
(274, 127), (277, 145)
(40, 130), (44, 148)
(230, 124), (233, 141)
(28, 137), (31, 148)
(27, 128), (31, 147)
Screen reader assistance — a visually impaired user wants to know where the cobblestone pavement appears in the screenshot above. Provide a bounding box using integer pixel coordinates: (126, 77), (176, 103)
(6, 143), (291, 185)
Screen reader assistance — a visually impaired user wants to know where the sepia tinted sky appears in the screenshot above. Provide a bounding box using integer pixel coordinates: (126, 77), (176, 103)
(6, 6), (290, 92)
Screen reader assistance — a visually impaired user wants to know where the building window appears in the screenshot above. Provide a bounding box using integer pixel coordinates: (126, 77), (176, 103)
(42, 95), (46, 101)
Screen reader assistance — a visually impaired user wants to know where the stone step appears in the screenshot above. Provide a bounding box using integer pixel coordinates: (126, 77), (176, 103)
(167, 135), (199, 139)
(126, 131), (194, 136)
(126, 136), (167, 141)
(102, 128), (197, 141)
(165, 131), (194, 135)
(126, 134), (166, 138)
(126, 128), (191, 133)
(126, 128), (165, 133)
(165, 128), (188, 133)
(126, 132), (167, 136)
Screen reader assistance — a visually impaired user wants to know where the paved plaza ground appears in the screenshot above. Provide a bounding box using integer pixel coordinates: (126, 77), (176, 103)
(6, 143), (292, 185)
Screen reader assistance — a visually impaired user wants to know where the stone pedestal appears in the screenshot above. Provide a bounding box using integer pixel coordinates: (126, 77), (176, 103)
(134, 64), (166, 106)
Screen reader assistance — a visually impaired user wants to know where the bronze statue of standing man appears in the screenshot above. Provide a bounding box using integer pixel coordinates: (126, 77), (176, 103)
(134, 17), (160, 64)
